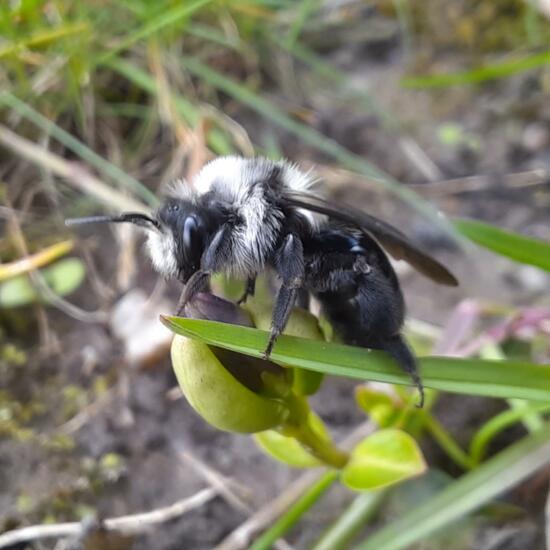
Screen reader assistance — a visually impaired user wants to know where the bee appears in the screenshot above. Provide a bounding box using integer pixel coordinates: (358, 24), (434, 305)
(66, 156), (458, 406)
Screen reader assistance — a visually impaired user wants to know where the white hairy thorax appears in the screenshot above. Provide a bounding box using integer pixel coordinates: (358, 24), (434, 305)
(146, 156), (323, 279)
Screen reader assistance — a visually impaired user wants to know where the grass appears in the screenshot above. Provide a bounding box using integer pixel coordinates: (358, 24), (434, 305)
(401, 48), (550, 88)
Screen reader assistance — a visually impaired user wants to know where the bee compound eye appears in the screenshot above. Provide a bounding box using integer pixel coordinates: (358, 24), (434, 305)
(183, 216), (203, 263)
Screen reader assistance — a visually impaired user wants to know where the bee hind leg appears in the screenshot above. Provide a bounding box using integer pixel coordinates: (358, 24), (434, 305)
(264, 285), (299, 358)
(377, 335), (425, 408)
(176, 270), (211, 315)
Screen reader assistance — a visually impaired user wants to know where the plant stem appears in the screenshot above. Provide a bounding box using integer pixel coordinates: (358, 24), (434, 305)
(249, 471), (339, 550)
(312, 491), (386, 550)
(469, 403), (550, 465)
(290, 420), (349, 469)
(423, 414), (474, 470)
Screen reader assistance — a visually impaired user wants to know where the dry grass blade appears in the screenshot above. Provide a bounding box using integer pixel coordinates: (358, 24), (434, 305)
(0, 124), (146, 213)
(0, 488), (217, 548)
(179, 451), (252, 515)
(0, 92), (157, 206)
(410, 169), (548, 197)
(5, 206), (106, 323)
(177, 451), (294, 550)
(0, 240), (74, 282)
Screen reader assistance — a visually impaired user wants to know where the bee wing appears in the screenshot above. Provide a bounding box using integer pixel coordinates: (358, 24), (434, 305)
(283, 192), (458, 286)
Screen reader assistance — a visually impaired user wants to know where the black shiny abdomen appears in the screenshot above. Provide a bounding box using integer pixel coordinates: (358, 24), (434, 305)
(302, 225), (422, 404)
(302, 227), (404, 346)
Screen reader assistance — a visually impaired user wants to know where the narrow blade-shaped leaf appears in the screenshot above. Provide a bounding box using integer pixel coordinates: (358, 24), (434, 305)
(161, 317), (550, 402)
(455, 218), (550, 272)
(358, 423), (550, 550)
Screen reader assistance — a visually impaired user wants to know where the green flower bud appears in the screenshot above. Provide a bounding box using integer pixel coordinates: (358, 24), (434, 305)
(172, 293), (290, 433)
(171, 336), (289, 433)
(171, 292), (349, 466)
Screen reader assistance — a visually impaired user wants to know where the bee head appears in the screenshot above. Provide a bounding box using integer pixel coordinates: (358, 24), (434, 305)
(150, 198), (225, 282)
(65, 202), (218, 281)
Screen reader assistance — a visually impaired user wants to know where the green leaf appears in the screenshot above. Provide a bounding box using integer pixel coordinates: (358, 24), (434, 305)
(0, 258), (86, 308)
(160, 317), (550, 402)
(355, 386), (399, 427)
(249, 471), (339, 550)
(97, 0), (213, 63)
(254, 412), (329, 467)
(358, 423), (550, 550)
(312, 491), (386, 550)
(341, 429), (426, 491)
(455, 218), (550, 272)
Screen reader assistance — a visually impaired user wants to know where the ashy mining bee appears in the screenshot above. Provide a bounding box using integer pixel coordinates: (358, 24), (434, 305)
(67, 156), (458, 406)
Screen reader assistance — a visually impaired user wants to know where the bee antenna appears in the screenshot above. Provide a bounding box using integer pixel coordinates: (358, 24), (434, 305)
(65, 213), (160, 231)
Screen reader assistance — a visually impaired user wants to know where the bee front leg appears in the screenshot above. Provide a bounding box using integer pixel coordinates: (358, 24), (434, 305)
(264, 234), (304, 358)
(176, 224), (232, 315)
(176, 271), (211, 315)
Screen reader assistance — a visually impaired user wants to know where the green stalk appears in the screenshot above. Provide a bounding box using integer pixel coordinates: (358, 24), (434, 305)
(402, 48), (550, 88)
(284, 0), (322, 48)
(422, 414), (474, 470)
(313, 491), (386, 550)
(480, 343), (545, 432)
(285, 420), (349, 469)
(249, 471), (339, 550)
(469, 403), (550, 465)
(96, 0), (213, 64)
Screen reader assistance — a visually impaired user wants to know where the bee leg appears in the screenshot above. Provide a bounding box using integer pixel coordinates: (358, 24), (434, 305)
(176, 270), (211, 315)
(264, 234), (304, 358)
(264, 285), (299, 358)
(375, 335), (425, 408)
(237, 276), (256, 305)
(176, 224), (232, 315)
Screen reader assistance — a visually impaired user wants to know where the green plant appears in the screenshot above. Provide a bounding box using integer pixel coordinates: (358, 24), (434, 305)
(162, 219), (550, 547)
(166, 289), (426, 492)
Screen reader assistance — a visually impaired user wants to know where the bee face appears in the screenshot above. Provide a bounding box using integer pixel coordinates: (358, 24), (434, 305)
(148, 198), (227, 282)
